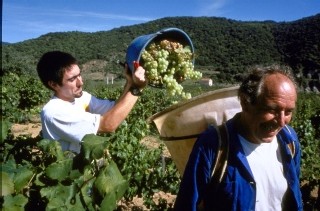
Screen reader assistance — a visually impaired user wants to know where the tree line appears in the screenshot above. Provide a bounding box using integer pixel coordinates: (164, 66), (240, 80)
(2, 14), (320, 90)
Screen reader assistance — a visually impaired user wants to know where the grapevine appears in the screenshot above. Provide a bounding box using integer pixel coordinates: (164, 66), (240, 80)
(141, 40), (202, 100)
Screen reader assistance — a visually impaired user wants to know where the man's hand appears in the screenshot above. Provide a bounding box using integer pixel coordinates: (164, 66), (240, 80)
(123, 62), (147, 89)
(133, 66), (147, 88)
(130, 61), (147, 88)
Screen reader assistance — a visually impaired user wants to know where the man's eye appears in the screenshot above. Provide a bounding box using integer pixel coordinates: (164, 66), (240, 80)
(68, 75), (80, 82)
(68, 78), (76, 82)
(285, 110), (293, 116)
(266, 108), (276, 114)
(270, 111), (278, 116)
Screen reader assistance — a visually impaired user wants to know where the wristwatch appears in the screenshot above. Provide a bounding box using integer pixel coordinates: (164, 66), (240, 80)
(129, 86), (143, 96)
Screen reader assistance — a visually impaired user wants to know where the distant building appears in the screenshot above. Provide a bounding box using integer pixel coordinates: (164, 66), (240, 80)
(106, 74), (115, 84)
(199, 78), (213, 86)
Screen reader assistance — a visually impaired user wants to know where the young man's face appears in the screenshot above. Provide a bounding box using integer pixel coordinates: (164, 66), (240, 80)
(241, 73), (297, 144)
(52, 64), (84, 102)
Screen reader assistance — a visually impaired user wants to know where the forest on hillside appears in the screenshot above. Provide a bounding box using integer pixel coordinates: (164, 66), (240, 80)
(2, 14), (320, 91)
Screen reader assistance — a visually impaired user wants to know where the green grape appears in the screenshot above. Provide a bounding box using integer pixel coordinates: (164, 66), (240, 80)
(141, 39), (202, 100)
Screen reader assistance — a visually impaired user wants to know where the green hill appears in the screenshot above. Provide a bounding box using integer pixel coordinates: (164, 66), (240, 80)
(2, 14), (319, 88)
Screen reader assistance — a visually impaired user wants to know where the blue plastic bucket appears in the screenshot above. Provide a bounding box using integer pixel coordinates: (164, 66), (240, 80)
(125, 27), (195, 73)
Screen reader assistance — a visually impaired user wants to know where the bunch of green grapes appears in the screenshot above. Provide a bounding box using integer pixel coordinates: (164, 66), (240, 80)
(141, 40), (202, 100)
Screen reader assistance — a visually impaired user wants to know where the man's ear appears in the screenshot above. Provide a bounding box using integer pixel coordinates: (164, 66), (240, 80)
(48, 81), (58, 91)
(239, 94), (250, 112)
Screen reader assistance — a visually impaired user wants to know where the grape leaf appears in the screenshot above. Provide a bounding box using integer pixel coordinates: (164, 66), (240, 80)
(1, 172), (14, 196)
(2, 194), (28, 211)
(94, 161), (128, 208)
(45, 159), (73, 181)
(14, 166), (33, 192)
(81, 134), (108, 160)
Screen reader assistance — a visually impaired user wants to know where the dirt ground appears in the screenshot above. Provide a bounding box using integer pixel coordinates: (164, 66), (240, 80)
(11, 122), (42, 138)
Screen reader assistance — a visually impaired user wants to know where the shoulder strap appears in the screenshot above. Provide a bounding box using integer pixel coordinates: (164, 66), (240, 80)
(198, 123), (229, 210)
(210, 123), (229, 183)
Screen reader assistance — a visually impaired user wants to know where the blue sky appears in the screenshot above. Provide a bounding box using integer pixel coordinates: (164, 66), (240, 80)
(2, 0), (320, 43)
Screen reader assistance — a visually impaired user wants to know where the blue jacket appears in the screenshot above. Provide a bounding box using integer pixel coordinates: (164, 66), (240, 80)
(174, 115), (303, 211)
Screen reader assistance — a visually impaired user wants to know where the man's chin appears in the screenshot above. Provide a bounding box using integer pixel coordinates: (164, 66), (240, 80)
(260, 132), (277, 143)
(260, 137), (275, 143)
(75, 91), (83, 98)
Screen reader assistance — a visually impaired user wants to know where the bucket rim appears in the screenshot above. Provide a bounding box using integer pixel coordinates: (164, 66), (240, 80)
(126, 27), (195, 72)
(157, 27), (195, 52)
(138, 27), (194, 64)
(147, 85), (240, 123)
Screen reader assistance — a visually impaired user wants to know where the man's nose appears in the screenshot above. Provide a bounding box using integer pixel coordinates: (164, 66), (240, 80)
(77, 75), (83, 86)
(276, 111), (286, 127)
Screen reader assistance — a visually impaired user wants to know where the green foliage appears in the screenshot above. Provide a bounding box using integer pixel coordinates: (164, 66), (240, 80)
(290, 93), (320, 210)
(99, 88), (181, 209)
(274, 15), (320, 74)
(1, 72), (50, 123)
(2, 15), (319, 86)
(1, 120), (11, 144)
(1, 128), (128, 210)
(291, 93), (320, 184)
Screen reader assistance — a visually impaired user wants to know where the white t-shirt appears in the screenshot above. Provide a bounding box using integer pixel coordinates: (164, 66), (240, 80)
(239, 135), (288, 211)
(41, 91), (115, 153)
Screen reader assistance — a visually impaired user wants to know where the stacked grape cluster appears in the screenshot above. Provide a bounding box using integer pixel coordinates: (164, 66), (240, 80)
(141, 40), (202, 99)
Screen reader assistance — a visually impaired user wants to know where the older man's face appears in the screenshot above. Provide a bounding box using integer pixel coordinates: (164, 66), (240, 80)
(242, 73), (297, 144)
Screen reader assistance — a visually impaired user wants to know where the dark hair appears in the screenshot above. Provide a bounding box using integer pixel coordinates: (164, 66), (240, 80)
(37, 51), (78, 90)
(238, 65), (297, 104)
